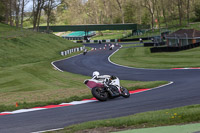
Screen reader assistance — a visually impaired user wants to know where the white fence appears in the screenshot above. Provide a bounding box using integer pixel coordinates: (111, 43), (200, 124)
(61, 46), (85, 56)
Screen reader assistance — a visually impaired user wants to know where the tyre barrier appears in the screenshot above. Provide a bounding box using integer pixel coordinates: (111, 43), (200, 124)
(150, 42), (200, 53)
(144, 41), (166, 47)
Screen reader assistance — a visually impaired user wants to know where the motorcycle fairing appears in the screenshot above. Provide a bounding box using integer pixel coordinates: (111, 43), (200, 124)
(86, 80), (104, 89)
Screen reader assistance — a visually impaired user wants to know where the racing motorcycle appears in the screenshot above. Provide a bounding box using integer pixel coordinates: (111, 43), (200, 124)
(84, 76), (130, 101)
(83, 49), (87, 55)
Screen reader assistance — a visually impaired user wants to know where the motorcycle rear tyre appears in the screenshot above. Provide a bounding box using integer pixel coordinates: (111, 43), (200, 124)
(92, 87), (108, 101)
(121, 87), (130, 98)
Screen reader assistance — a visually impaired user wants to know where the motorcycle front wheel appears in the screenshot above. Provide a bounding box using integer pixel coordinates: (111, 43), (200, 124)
(92, 87), (108, 101)
(120, 87), (130, 98)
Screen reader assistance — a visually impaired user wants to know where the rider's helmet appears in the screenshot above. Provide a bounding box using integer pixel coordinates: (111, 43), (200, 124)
(93, 71), (100, 77)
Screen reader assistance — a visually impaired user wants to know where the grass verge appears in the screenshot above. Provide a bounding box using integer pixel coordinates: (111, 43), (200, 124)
(91, 30), (131, 40)
(110, 46), (200, 69)
(0, 79), (168, 112)
(52, 104), (200, 133)
(121, 43), (144, 47)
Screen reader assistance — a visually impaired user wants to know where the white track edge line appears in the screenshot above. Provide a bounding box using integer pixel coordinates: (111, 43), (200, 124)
(133, 81), (174, 95)
(51, 47), (93, 72)
(51, 52), (84, 72)
(31, 128), (64, 133)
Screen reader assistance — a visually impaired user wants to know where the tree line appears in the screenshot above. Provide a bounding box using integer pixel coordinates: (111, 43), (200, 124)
(0, 0), (59, 31)
(1, 0), (200, 30)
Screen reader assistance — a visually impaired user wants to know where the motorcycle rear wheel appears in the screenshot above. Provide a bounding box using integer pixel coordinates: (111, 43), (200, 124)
(120, 87), (130, 98)
(92, 87), (108, 101)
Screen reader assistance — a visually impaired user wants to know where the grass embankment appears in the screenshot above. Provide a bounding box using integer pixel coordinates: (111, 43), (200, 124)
(53, 104), (200, 133)
(121, 43), (144, 47)
(0, 23), (85, 108)
(111, 47), (200, 69)
(91, 30), (132, 40)
(0, 23), (167, 112)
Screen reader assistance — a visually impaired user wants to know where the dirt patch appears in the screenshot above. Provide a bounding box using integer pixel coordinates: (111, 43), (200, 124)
(75, 127), (123, 133)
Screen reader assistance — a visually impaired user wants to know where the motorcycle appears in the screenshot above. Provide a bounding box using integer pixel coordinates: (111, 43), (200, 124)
(83, 49), (87, 55)
(84, 76), (130, 101)
(109, 44), (114, 50)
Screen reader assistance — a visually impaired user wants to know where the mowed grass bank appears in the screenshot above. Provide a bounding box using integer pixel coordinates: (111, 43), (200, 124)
(110, 47), (200, 69)
(53, 104), (200, 133)
(91, 30), (131, 40)
(0, 23), (85, 105)
(0, 23), (167, 111)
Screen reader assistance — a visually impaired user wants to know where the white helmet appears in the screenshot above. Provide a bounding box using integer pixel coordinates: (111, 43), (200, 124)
(93, 71), (100, 77)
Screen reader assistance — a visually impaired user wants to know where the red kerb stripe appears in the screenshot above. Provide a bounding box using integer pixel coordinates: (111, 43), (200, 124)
(33, 104), (72, 109)
(0, 113), (12, 116)
(82, 97), (97, 101)
(129, 89), (150, 94)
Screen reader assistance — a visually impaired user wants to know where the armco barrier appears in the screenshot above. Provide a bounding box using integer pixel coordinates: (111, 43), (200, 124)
(120, 37), (152, 42)
(61, 46), (85, 56)
(144, 42), (166, 47)
(150, 42), (200, 53)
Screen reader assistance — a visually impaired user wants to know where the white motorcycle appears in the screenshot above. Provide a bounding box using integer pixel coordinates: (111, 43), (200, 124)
(84, 76), (130, 101)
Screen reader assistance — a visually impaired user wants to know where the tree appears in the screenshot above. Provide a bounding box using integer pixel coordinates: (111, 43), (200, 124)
(32, 0), (45, 30)
(155, 0), (161, 29)
(177, 0), (183, 26)
(44, 0), (60, 32)
(160, 0), (168, 27)
(194, 3), (200, 21)
(9, 0), (13, 26)
(115, 0), (126, 24)
(142, 0), (156, 30)
(21, 0), (30, 28)
(186, 0), (190, 25)
(0, 0), (5, 22)
(21, 0), (25, 28)
(15, 0), (20, 27)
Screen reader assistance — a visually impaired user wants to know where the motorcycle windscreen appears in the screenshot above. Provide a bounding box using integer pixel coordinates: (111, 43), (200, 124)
(86, 81), (104, 89)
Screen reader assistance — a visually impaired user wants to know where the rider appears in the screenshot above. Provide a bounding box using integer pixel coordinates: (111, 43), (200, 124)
(92, 71), (121, 95)
(92, 71), (116, 86)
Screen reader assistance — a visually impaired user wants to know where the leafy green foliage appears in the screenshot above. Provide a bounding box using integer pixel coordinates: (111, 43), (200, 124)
(194, 4), (200, 21)
(0, 1), (5, 22)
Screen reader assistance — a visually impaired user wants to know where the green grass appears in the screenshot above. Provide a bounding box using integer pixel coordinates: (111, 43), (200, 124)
(121, 43), (144, 47)
(91, 30), (131, 40)
(52, 104), (200, 133)
(0, 23), (86, 105)
(110, 47), (200, 69)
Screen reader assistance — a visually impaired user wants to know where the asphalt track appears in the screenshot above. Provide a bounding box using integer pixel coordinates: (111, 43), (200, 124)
(1, 43), (200, 133)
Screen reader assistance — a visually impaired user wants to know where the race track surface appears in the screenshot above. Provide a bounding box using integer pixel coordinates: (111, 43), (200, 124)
(1, 43), (200, 133)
